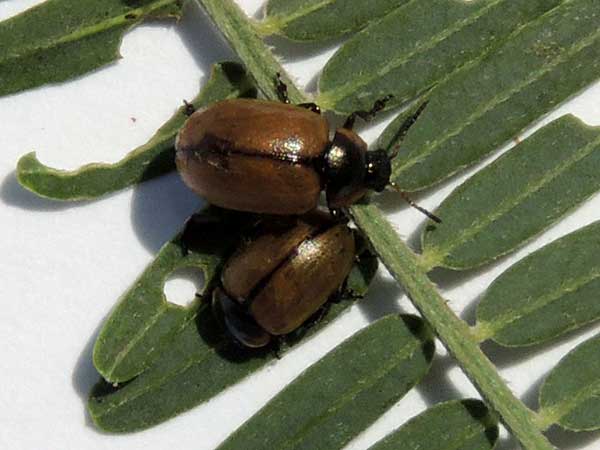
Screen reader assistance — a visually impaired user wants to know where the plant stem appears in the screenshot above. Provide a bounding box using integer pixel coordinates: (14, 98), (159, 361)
(195, 1), (555, 448)
(195, 0), (305, 104)
(351, 204), (555, 450)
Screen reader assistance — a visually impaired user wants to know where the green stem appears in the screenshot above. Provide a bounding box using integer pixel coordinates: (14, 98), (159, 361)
(194, 1), (555, 449)
(351, 204), (555, 450)
(195, 0), (305, 104)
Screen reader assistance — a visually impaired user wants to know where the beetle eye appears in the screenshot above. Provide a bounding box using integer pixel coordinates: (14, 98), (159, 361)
(365, 150), (391, 192)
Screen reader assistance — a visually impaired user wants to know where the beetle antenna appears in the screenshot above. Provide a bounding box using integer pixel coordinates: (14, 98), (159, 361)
(389, 182), (441, 223)
(344, 95), (394, 130)
(388, 100), (429, 160)
(275, 72), (291, 104)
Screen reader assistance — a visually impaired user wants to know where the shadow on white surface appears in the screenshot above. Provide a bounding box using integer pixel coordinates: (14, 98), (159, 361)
(263, 34), (346, 95)
(415, 354), (465, 407)
(474, 316), (600, 370)
(71, 312), (112, 431)
(130, 172), (204, 253)
(179, 1), (237, 77)
(356, 274), (404, 323)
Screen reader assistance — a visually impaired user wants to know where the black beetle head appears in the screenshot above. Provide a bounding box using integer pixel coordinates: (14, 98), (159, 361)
(365, 150), (392, 192)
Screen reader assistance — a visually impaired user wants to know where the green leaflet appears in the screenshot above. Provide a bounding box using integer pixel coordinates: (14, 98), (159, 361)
(475, 221), (600, 347)
(318, 0), (563, 114)
(216, 315), (434, 450)
(92, 208), (238, 384)
(0, 0), (181, 98)
(421, 115), (600, 271)
(539, 333), (600, 431)
(89, 251), (379, 432)
(258, 0), (407, 42)
(16, 62), (256, 201)
(391, 0), (600, 191)
(369, 399), (498, 450)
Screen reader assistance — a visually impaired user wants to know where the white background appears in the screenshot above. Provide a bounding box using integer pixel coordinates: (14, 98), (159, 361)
(1, 1), (600, 449)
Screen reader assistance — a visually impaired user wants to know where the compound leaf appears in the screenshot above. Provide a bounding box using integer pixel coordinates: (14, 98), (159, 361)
(476, 221), (600, 347)
(16, 62), (256, 201)
(369, 399), (498, 450)
(539, 334), (600, 431)
(216, 315), (434, 450)
(92, 208), (239, 384)
(259, 0), (408, 42)
(89, 250), (378, 432)
(421, 115), (600, 270)
(391, 0), (600, 191)
(318, 0), (563, 114)
(0, 0), (181, 97)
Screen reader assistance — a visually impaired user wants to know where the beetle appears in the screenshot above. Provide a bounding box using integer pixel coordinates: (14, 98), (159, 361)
(176, 74), (439, 222)
(210, 211), (356, 348)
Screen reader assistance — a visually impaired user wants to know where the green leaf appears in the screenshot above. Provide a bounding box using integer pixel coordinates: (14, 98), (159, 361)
(539, 333), (600, 431)
(258, 0), (409, 42)
(88, 252), (379, 432)
(216, 315), (434, 450)
(0, 0), (181, 98)
(16, 62), (256, 201)
(391, 0), (600, 191)
(421, 115), (600, 271)
(475, 221), (600, 347)
(92, 208), (243, 384)
(318, 0), (563, 113)
(369, 399), (498, 450)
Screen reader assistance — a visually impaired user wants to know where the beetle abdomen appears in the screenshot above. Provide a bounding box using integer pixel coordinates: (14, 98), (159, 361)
(250, 223), (355, 335)
(176, 99), (329, 215)
(220, 212), (355, 337)
(221, 216), (319, 302)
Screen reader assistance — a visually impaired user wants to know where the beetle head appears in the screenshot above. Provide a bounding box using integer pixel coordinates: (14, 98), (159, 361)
(364, 149), (392, 192)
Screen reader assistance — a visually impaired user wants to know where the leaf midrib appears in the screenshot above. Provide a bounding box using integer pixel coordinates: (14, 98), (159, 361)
(0, 0), (176, 64)
(425, 131), (600, 267)
(479, 266), (600, 341)
(265, 0), (337, 29)
(394, 8), (599, 175)
(441, 421), (494, 450)
(104, 302), (170, 380)
(94, 311), (220, 416)
(541, 377), (600, 428)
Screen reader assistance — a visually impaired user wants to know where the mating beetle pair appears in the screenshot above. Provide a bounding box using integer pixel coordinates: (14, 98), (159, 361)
(176, 75), (435, 348)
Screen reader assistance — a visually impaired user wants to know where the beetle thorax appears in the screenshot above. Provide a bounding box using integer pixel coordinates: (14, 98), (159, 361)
(323, 128), (391, 208)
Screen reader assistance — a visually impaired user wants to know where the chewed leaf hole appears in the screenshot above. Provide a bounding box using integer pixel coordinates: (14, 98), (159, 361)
(164, 267), (206, 308)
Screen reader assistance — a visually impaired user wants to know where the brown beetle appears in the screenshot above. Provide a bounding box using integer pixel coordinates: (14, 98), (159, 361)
(211, 211), (356, 348)
(176, 75), (439, 222)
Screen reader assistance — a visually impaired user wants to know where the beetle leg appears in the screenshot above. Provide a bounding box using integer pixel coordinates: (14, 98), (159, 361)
(298, 103), (321, 115)
(182, 99), (196, 116)
(387, 100), (429, 159)
(275, 72), (291, 104)
(343, 95), (394, 130)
